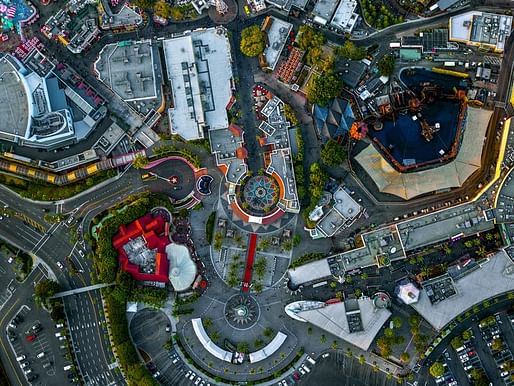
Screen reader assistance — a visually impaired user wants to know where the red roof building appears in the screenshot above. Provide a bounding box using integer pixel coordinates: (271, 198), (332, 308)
(112, 214), (171, 283)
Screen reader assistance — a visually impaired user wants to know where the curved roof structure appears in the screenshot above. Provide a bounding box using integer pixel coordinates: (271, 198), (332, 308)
(166, 243), (197, 291)
(355, 107), (492, 200)
(395, 281), (420, 305)
(0, 55), (30, 140)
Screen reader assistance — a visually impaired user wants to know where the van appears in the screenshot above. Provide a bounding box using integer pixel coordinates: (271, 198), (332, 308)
(302, 364), (310, 373)
(36, 352), (45, 359)
(16, 355), (26, 362)
(456, 346), (465, 353)
(306, 356), (316, 365)
(63, 365), (72, 371)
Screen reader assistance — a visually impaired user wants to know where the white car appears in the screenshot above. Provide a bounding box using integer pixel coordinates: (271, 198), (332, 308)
(7, 256), (13, 264)
(57, 262), (63, 269)
(194, 377), (202, 385)
(189, 372), (196, 380)
(78, 250), (84, 257)
(298, 367), (306, 375)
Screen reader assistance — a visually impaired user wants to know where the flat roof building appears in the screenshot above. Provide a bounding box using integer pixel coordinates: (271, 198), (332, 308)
(315, 186), (362, 238)
(329, 0), (359, 33)
(449, 11), (513, 52)
(163, 27), (233, 140)
(412, 251), (514, 330)
(261, 16), (293, 71)
(312, 0), (339, 26)
(286, 299), (391, 351)
(94, 40), (163, 116)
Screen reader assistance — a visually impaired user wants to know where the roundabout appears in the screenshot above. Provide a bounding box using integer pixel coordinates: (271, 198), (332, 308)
(224, 294), (260, 330)
(143, 156), (197, 201)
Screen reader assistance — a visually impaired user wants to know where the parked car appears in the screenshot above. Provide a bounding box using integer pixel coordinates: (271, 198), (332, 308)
(25, 334), (36, 342)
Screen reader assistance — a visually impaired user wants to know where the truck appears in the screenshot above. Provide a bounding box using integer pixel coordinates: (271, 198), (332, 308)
(444, 61), (456, 67)
(389, 42), (401, 48)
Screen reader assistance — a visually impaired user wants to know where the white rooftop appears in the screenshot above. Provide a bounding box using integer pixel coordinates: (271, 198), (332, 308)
(412, 251), (514, 330)
(166, 243), (197, 292)
(163, 27), (233, 141)
(288, 259), (331, 286)
(263, 16), (293, 71)
(330, 0), (358, 33)
(296, 299), (391, 351)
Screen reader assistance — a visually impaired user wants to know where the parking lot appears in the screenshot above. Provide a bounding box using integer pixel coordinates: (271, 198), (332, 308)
(5, 290), (73, 385)
(301, 351), (399, 386)
(130, 308), (210, 386)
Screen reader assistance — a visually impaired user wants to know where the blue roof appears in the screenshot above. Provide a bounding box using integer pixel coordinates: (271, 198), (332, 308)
(313, 98), (355, 141)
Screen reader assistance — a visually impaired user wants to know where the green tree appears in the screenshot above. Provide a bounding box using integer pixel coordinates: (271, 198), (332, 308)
(237, 341), (249, 353)
(320, 139), (347, 166)
(263, 327), (274, 338)
(320, 334), (327, 344)
(470, 368), (489, 386)
(491, 338), (504, 351)
(462, 329), (473, 341)
(132, 154), (149, 169)
(153, 0), (173, 18)
(297, 25), (326, 51)
(132, 0), (156, 9)
(307, 73), (343, 107)
(377, 55), (395, 76)
(392, 316), (402, 329)
(331, 340), (338, 350)
(35, 279), (61, 307)
(429, 362), (445, 378)
(240, 25), (266, 57)
(400, 352), (410, 362)
(359, 354), (366, 364)
(170, 6), (185, 20)
(335, 41), (367, 60)
(451, 336), (463, 349)
(384, 328), (394, 338)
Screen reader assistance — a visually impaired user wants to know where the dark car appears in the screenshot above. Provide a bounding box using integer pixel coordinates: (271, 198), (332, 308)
(14, 315), (23, 324)
(27, 374), (38, 382)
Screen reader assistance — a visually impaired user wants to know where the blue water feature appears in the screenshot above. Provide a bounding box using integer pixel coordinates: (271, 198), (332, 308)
(369, 68), (464, 166)
(371, 100), (460, 165)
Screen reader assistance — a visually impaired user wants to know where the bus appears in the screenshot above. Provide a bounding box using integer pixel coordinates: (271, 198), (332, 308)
(141, 173), (157, 181)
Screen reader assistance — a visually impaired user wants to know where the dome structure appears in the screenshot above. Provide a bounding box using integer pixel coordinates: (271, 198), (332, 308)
(165, 244), (197, 291)
(395, 280), (420, 305)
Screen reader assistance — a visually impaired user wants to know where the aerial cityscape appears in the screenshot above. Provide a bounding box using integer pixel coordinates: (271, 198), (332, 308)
(0, 0), (512, 384)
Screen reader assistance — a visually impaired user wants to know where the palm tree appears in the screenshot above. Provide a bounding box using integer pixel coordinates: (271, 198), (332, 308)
(320, 334), (327, 344)
(331, 340), (338, 350)
(203, 318), (212, 328)
(359, 355), (366, 365)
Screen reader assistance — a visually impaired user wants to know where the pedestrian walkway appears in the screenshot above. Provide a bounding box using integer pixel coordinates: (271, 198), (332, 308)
(242, 233), (257, 293)
(50, 282), (115, 298)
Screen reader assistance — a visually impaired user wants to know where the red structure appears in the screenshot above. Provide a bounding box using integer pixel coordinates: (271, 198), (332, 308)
(242, 233), (258, 293)
(112, 214), (171, 282)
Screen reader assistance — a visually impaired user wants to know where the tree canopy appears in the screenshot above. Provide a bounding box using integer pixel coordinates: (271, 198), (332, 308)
(335, 41), (367, 60)
(307, 73), (342, 107)
(35, 279), (61, 307)
(377, 54), (395, 76)
(320, 139), (346, 166)
(240, 25), (266, 57)
(132, 154), (149, 169)
(132, 0), (156, 9)
(429, 362), (445, 378)
(297, 25), (326, 51)
(153, 0), (173, 18)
